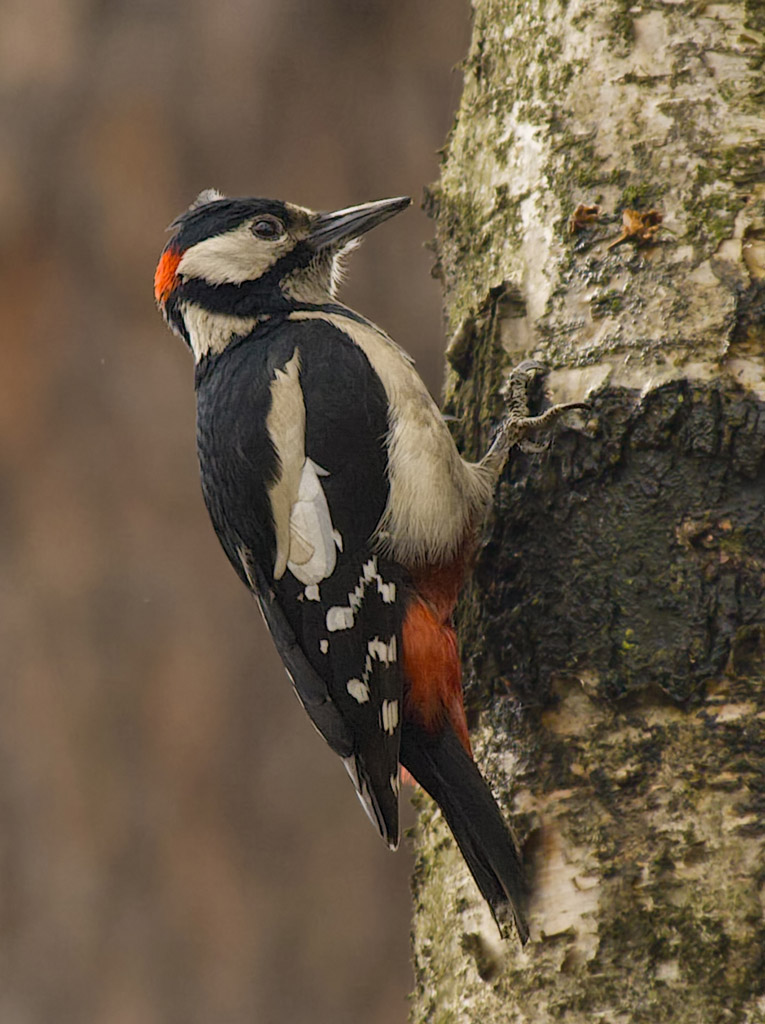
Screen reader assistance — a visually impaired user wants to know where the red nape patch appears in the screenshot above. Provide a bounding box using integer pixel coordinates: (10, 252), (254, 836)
(402, 597), (472, 756)
(154, 246), (182, 304)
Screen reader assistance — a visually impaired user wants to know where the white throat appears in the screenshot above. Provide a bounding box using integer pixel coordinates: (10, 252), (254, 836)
(180, 302), (261, 362)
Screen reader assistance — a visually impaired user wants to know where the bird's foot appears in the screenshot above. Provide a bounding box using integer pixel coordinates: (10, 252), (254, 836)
(481, 361), (588, 473)
(500, 360), (587, 453)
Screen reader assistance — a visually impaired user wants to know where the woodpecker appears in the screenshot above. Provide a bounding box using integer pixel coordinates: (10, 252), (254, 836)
(155, 189), (579, 942)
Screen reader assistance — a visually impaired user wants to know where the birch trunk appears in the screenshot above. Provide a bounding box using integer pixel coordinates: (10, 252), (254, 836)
(410, 0), (765, 1020)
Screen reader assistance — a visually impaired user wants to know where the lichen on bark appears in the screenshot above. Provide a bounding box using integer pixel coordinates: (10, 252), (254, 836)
(410, 0), (765, 1020)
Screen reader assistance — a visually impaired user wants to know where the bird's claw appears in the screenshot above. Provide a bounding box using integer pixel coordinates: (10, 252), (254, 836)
(481, 362), (588, 474)
(499, 360), (549, 420)
(501, 360), (588, 439)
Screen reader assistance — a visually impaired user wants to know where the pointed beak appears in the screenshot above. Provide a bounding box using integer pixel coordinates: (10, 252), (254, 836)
(309, 196), (411, 250)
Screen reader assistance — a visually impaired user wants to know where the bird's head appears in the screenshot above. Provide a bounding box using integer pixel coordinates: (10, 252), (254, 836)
(154, 189), (410, 357)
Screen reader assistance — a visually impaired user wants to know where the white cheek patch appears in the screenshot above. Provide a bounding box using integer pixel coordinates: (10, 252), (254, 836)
(178, 221), (291, 285)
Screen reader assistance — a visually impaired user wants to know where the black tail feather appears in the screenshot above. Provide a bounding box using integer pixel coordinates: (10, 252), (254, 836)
(400, 721), (530, 944)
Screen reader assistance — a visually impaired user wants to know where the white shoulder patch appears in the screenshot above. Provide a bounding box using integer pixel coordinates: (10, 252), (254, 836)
(267, 349), (307, 580)
(266, 350), (343, 587)
(286, 458), (340, 585)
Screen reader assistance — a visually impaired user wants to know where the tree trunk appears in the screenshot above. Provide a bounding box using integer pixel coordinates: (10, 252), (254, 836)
(410, 0), (765, 1020)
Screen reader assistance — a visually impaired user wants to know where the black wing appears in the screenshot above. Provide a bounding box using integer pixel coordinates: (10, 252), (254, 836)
(196, 315), (407, 847)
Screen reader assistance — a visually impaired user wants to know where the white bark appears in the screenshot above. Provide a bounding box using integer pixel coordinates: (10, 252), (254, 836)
(410, 0), (765, 1020)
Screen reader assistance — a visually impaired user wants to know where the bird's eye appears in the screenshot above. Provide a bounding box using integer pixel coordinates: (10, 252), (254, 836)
(251, 216), (284, 240)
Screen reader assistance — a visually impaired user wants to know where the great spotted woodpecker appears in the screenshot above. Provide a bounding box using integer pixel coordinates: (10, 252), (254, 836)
(155, 189), (579, 942)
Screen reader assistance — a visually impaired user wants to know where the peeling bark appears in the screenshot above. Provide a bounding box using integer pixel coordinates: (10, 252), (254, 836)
(410, 0), (765, 1020)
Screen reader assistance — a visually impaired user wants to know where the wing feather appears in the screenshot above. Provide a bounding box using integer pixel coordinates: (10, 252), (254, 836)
(196, 316), (408, 846)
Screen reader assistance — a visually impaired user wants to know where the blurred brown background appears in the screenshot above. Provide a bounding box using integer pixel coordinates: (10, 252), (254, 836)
(0, 3), (470, 1022)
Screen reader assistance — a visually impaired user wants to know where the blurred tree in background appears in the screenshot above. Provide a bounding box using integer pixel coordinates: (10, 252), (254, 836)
(0, 3), (470, 1021)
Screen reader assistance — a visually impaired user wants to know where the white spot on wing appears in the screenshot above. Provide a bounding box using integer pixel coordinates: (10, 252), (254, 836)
(304, 584), (320, 602)
(343, 632), (398, 708)
(380, 699), (399, 735)
(324, 563), (400, 697)
(341, 557), (398, 616)
(326, 606), (354, 632)
(287, 458), (340, 585)
(368, 638), (386, 662)
(367, 636), (397, 665)
(319, 639), (329, 654)
(347, 679), (370, 703)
